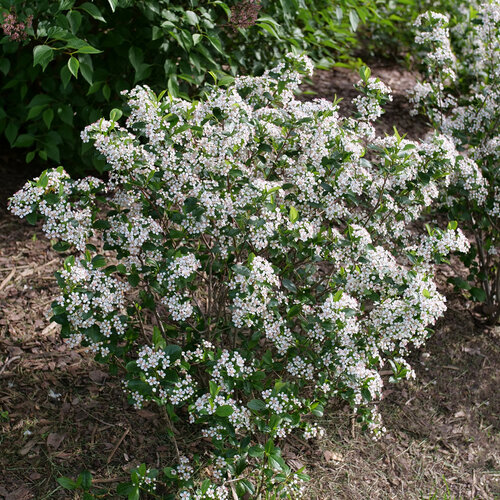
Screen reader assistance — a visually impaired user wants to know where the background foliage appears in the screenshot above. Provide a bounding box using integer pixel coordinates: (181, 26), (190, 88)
(0, 0), (381, 174)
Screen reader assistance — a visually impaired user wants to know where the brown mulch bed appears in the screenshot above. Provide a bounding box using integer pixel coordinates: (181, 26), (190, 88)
(0, 64), (499, 499)
(301, 62), (432, 139)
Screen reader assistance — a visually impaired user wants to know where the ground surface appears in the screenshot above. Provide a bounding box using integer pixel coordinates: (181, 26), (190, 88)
(0, 64), (499, 499)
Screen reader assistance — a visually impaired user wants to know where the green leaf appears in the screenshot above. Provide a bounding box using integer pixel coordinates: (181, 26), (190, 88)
(207, 35), (223, 54)
(448, 277), (471, 291)
(152, 326), (165, 349)
(102, 84), (111, 101)
(349, 9), (360, 31)
(311, 402), (324, 417)
(248, 445), (264, 458)
(59, 0), (76, 11)
(67, 10), (83, 34)
(14, 134), (35, 148)
(128, 47), (143, 72)
(76, 45), (102, 54)
(79, 2), (106, 22)
(26, 212), (38, 225)
(232, 264), (251, 277)
(37, 171), (49, 188)
(87, 81), (102, 95)
(257, 21), (280, 38)
(164, 59), (176, 77)
(264, 438), (275, 454)
(117, 482), (134, 495)
(68, 56), (79, 78)
(57, 477), (78, 489)
(80, 62), (93, 85)
(5, 122), (19, 146)
(287, 304), (301, 318)
(361, 387), (372, 402)
(58, 105), (74, 126)
(359, 66), (371, 82)
(26, 151), (36, 163)
(52, 241), (71, 252)
(209, 380), (220, 398)
(43, 108), (54, 129)
(127, 273), (140, 287)
(27, 105), (46, 121)
(92, 255), (106, 268)
(60, 65), (72, 89)
(239, 479), (255, 495)
(185, 10), (198, 25)
(201, 479), (211, 494)
(0, 58), (10, 76)
(33, 45), (54, 71)
(107, 0), (118, 12)
(128, 487), (140, 500)
(247, 399), (266, 411)
(79, 470), (92, 489)
(470, 287), (487, 302)
(215, 405), (234, 417)
(168, 75), (179, 97)
(289, 206), (298, 223)
(218, 75), (235, 86)
(110, 108), (123, 121)
(268, 453), (286, 472)
(281, 278), (297, 294)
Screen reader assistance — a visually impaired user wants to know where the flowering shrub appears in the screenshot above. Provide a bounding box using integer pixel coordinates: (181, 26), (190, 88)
(410, 2), (500, 324)
(10, 55), (469, 498)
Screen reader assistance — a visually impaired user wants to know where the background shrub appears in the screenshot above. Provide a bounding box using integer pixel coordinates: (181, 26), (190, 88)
(409, 2), (500, 324)
(0, 0), (381, 174)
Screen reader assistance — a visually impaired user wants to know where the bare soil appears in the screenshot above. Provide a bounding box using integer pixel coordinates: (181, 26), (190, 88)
(0, 64), (499, 499)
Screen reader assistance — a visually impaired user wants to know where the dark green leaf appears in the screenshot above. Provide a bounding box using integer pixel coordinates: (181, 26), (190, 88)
(215, 405), (234, 417)
(33, 45), (54, 71)
(68, 56), (79, 78)
(79, 2), (106, 22)
(247, 399), (266, 411)
(470, 287), (487, 302)
(43, 108), (54, 129)
(281, 278), (297, 293)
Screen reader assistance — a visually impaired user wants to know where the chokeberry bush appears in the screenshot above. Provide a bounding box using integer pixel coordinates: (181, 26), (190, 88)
(410, 1), (500, 324)
(10, 55), (469, 498)
(0, 0), (380, 173)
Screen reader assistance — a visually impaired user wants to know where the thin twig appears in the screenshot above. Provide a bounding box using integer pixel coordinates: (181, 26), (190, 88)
(106, 426), (130, 464)
(0, 268), (15, 291)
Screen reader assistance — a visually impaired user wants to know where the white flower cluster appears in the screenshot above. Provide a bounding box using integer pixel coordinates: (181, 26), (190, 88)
(8, 168), (102, 251)
(157, 254), (201, 322)
(190, 393), (252, 438)
(57, 260), (128, 357)
(303, 423), (325, 440)
(210, 349), (254, 387)
(353, 76), (393, 121)
(180, 483), (229, 500)
(414, 11), (456, 76)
